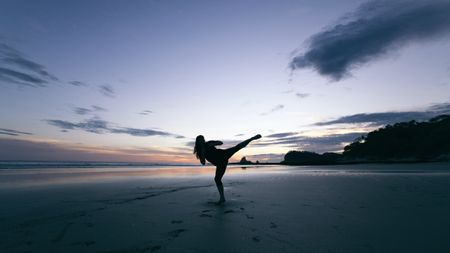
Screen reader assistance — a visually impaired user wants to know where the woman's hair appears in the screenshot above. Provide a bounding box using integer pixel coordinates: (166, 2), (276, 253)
(194, 135), (206, 165)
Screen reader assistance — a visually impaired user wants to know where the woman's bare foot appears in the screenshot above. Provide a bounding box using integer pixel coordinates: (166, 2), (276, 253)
(251, 134), (262, 141)
(218, 198), (226, 205)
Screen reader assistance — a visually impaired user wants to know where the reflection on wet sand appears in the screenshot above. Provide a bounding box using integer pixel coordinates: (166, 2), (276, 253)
(0, 165), (280, 188)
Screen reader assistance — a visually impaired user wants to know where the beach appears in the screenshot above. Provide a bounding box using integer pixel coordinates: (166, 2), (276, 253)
(1, 163), (450, 253)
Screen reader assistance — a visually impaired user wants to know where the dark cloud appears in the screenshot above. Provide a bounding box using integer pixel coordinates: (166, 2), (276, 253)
(0, 138), (192, 163)
(110, 127), (172, 137)
(295, 93), (310, 98)
(68, 80), (88, 87)
(290, 0), (450, 80)
(45, 117), (182, 138)
(73, 105), (107, 115)
(0, 128), (32, 136)
(74, 107), (91, 115)
(0, 42), (58, 87)
(46, 118), (108, 134)
(255, 132), (364, 153)
(99, 84), (115, 97)
(91, 105), (106, 112)
(266, 132), (298, 138)
(186, 132), (363, 154)
(139, 110), (153, 115)
(260, 104), (284, 116)
(315, 102), (450, 126)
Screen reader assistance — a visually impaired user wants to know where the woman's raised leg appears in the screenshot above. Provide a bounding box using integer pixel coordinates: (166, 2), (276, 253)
(225, 134), (261, 159)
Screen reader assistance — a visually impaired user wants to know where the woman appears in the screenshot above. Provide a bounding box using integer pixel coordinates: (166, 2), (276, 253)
(194, 134), (261, 204)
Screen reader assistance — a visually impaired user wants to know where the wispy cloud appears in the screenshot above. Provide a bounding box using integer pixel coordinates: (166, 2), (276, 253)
(186, 131), (364, 154)
(99, 84), (115, 97)
(74, 107), (91, 115)
(0, 42), (58, 87)
(314, 102), (450, 126)
(73, 105), (107, 115)
(68, 80), (88, 87)
(295, 93), (310, 99)
(0, 128), (32, 136)
(290, 0), (450, 80)
(0, 138), (193, 163)
(260, 104), (284, 116)
(139, 110), (153, 115)
(255, 132), (364, 153)
(266, 132), (298, 138)
(45, 117), (183, 138)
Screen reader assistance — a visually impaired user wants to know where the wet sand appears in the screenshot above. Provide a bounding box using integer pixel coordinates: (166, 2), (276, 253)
(1, 164), (450, 253)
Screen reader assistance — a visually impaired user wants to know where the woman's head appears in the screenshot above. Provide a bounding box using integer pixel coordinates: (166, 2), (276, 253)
(194, 135), (206, 165)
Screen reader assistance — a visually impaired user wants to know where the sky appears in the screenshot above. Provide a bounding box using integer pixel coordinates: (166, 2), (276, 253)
(1, 0), (450, 164)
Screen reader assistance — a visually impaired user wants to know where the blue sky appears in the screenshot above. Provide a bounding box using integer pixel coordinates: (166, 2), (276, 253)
(1, 0), (450, 163)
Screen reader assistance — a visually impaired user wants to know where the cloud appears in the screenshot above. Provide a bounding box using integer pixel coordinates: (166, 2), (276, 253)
(260, 104), (284, 116)
(315, 102), (450, 126)
(68, 80), (88, 87)
(139, 110), (153, 115)
(282, 89), (294, 94)
(99, 84), (115, 97)
(91, 105), (106, 112)
(73, 105), (107, 115)
(266, 132), (298, 138)
(255, 132), (364, 153)
(45, 117), (183, 138)
(290, 0), (450, 80)
(0, 128), (32, 136)
(296, 93), (310, 98)
(0, 138), (193, 163)
(74, 107), (91, 115)
(0, 42), (58, 87)
(110, 128), (173, 137)
(186, 132), (364, 154)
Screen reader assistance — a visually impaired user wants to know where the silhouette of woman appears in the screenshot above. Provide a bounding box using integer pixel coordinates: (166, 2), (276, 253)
(194, 134), (261, 204)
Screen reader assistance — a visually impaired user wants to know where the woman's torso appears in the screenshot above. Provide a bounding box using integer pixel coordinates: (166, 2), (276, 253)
(205, 145), (227, 166)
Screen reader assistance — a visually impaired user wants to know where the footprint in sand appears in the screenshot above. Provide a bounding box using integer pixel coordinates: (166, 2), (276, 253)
(84, 222), (94, 228)
(171, 220), (183, 224)
(168, 229), (186, 239)
(224, 210), (235, 214)
(270, 222), (277, 229)
(141, 245), (162, 252)
(84, 241), (96, 246)
(246, 214), (254, 219)
(252, 236), (261, 242)
(150, 245), (162, 252)
(199, 214), (212, 218)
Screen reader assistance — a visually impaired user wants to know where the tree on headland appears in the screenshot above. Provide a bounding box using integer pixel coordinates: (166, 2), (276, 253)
(343, 115), (450, 161)
(282, 115), (450, 165)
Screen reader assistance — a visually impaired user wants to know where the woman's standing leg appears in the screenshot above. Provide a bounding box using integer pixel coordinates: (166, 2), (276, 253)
(214, 164), (227, 204)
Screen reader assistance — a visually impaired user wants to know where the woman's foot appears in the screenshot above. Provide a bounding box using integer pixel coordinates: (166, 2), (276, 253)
(217, 198), (226, 205)
(251, 134), (262, 141)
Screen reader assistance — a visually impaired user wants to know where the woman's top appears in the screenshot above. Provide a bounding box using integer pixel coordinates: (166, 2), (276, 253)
(204, 140), (226, 166)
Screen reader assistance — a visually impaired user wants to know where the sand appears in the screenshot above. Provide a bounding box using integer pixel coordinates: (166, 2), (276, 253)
(1, 163), (450, 253)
